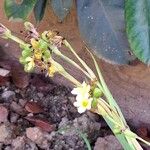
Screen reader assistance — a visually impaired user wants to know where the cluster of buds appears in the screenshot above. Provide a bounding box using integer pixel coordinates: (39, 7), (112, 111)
(19, 22), (66, 77)
(19, 38), (51, 72)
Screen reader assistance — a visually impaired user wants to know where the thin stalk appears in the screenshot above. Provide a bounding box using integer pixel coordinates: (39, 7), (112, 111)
(76, 130), (92, 150)
(64, 40), (96, 79)
(48, 44), (92, 79)
(51, 59), (81, 86)
(9, 34), (26, 46)
(60, 70), (81, 86)
(60, 53), (92, 79)
(136, 136), (150, 146)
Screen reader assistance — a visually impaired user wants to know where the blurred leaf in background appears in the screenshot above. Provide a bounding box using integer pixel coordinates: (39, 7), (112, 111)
(4, 0), (37, 21)
(34, 0), (47, 23)
(51, 0), (73, 21)
(125, 0), (150, 64)
(77, 0), (133, 64)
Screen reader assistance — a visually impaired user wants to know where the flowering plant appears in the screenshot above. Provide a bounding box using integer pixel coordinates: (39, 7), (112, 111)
(0, 22), (150, 150)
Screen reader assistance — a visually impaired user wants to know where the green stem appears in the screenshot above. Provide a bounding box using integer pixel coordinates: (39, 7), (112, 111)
(64, 40), (96, 79)
(136, 136), (150, 146)
(60, 70), (81, 86)
(60, 53), (92, 79)
(48, 44), (92, 79)
(51, 59), (81, 86)
(9, 34), (26, 46)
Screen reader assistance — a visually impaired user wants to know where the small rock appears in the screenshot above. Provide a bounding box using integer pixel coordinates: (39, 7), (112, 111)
(0, 123), (12, 143)
(25, 139), (38, 150)
(0, 106), (8, 123)
(12, 136), (26, 150)
(37, 93), (44, 99)
(10, 102), (26, 115)
(1, 90), (15, 101)
(18, 99), (27, 107)
(94, 135), (122, 150)
(0, 68), (10, 77)
(26, 127), (49, 149)
(10, 112), (19, 123)
(73, 114), (101, 141)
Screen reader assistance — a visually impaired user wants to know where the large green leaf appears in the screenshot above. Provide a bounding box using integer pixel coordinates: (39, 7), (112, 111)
(34, 0), (47, 22)
(125, 0), (150, 64)
(51, 0), (73, 21)
(4, 0), (36, 21)
(77, 0), (133, 64)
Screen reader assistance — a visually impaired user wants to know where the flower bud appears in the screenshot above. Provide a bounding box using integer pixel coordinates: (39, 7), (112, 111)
(24, 22), (39, 39)
(93, 87), (103, 98)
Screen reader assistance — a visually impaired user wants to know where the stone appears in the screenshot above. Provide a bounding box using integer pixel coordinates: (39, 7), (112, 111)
(0, 106), (8, 123)
(1, 90), (15, 101)
(12, 136), (26, 150)
(26, 127), (49, 149)
(0, 123), (12, 143)
(94, 135), (122, 150)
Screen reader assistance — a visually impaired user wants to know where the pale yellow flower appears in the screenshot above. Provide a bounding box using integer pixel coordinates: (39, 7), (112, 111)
(71, 81), (90, 100)
(73, 97), (93, 113)
(71, 81), (92, 113)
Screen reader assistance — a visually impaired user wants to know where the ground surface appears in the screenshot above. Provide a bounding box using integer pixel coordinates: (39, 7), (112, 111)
(0, 58), (150, 150)
(0, 61), (118, 150)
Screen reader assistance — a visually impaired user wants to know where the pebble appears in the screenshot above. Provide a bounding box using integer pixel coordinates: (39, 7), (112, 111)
(12, 136), (25, 150)
(26, 127), (49, 149)
(1, 90), (15, 101)
(94, 135), (122, 150)
(0, 123), (12, 143)
(37, 93), (44, 99)
(0, 106), (8, 123)
(10, 112), (19, 123)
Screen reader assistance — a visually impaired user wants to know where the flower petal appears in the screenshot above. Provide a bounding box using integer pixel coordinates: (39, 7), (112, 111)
(78, 107), (86, 114)
(73, 101), (80, 107)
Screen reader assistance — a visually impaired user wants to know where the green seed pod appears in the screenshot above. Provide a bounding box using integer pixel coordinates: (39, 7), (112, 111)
(93, 87), (103, 98)
(20, 44), (31, 50)
(39, 39), (48, 51)
(22, 49), (32, 58)
(43, 50), (51, 59)
(19, 57), (27, 65)
(92, 98), (98, 108)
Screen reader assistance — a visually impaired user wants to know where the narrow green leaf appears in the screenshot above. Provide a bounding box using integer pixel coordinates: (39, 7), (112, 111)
(125, 0), (150, 64)
(34, 0), (47, 22)
(51, 0), (73, 21)
(4, 0), (36, 21)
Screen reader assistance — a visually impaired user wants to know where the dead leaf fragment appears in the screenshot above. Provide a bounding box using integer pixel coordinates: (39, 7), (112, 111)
(25, 117), (55, 132)
(11, 62), (29, 89)
(25, 101), (44, 114)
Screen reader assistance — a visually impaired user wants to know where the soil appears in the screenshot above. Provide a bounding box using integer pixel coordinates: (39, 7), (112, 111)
(0, 71), (114, 150)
